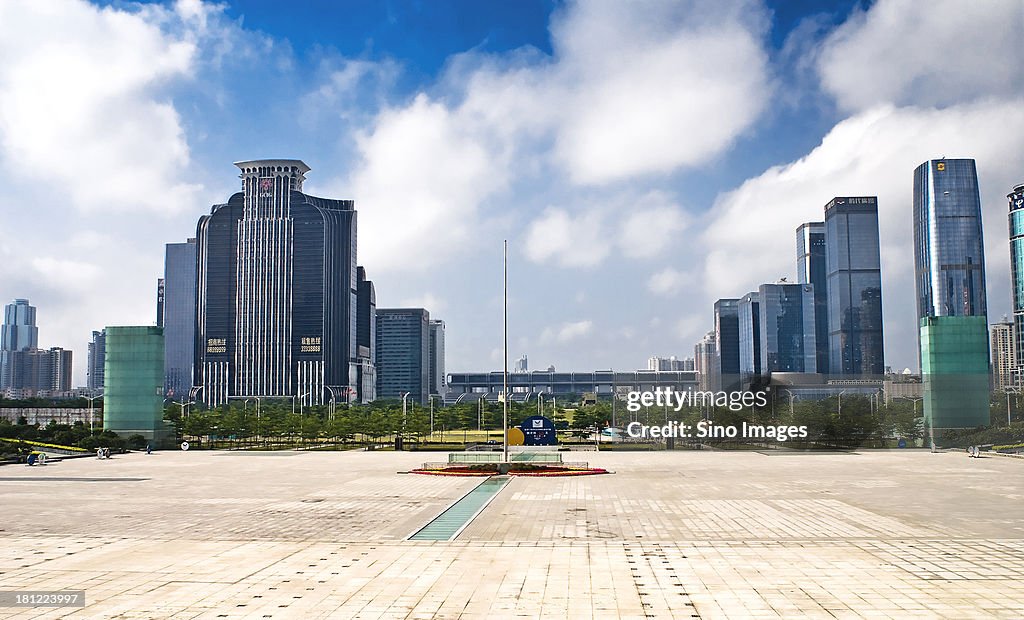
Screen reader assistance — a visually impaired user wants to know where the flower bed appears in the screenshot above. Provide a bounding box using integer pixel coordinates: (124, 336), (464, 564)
(410, 465), (610, 477)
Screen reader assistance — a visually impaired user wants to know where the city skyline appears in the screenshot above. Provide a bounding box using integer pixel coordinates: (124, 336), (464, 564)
(0, 1), (1022, 384)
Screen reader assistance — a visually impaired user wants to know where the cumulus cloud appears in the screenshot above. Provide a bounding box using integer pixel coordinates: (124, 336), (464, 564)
(647, 268), (690, 296)
(541, 320), (594, 343)
(817, 0), (1023, 111)
(0, 0), (207, 214)
(334, 0), (770, 274)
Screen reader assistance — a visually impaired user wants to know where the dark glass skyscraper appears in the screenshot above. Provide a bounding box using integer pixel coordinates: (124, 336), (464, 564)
(356, 266), (376, 403)
(1008, 183), (1024, 382)
(824, 196), (884, 376)
(87, 329), (106, 391)
(375, 308), (430, 403)
(914, 158), (989, 429)
(194, 160), (358, 406)
(758, 283), (817, 373)
(162, 238), (197, 398)
(796, 222), (829, 374)
(712, 299), (740, 390)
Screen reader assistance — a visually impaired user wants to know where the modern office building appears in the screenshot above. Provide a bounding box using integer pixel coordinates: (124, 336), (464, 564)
(429, 319), (446, 397)
(712, 299), (740, 391)
(758, 283), (817, 374)
(355, 266), (376, 403)
(914, 159), (990, 429)
(446, 370), (699, 404)
(694, 331), (716, 392)
(193, 160), (359, 407)
(161, 238), (197, 398)
(103, 326), (166, 441)
(796, 222), (830, 374)
(375, 308), (430, 403)
(991, 319), (1016, 390)
(1, 299), (38, 390)
(824, 196), (884, 376)
(1009, 183), (1024, 384)
(87, 329), (106, 391)
(737, 292), (761, 385)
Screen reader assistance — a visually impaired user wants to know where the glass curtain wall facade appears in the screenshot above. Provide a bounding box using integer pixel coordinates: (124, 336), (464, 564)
(1, 299), (38, 390)
(162, 239), (197, 398)
(824, 197), (884, 376)
(737, 292), (761, 385)
(796, 222), (829, 374)
(758, 283), (817, 374)
(1009, 183), (1024, 384)
(429, 319), (446, 396)
(194, 160), (358, 407)
(914, 159), (990, 429)
(87, 329), (106, 391)
(355, 266), (376, 403)
(713, 299), (740, 391)
(375, 308), (430, 403)
(103, 326), (166, 441)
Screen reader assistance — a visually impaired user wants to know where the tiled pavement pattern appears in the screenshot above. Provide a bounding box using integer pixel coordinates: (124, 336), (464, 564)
(0, 450), (1022, 618)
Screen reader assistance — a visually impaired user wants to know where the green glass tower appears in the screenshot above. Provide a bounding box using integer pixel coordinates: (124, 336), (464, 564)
(919, 316), (990, 429)
(104, 326), (166, 442)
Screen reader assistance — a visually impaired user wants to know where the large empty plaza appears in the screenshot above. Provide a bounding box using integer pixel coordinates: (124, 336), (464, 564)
(1, 449), (1023, 619)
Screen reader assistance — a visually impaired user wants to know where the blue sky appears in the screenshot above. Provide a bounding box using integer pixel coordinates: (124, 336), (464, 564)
(1, 0), (1022, 385)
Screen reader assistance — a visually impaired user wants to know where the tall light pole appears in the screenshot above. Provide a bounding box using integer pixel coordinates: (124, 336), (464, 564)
(85, 392), (103, 434)
(1005, 387), (1019, 426)
(837, 390), (848, 418)
(503, 239), (509, 464)
(401, 392), (410, 448)
(172, 399), (195, 419)
(428, 394), (436, 439)
(324, 385), (337, 421)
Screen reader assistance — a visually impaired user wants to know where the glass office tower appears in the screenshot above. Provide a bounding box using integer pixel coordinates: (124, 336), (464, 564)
(104, 326), (166, 441)
(737, 292), (761, 385)
(824, 197), (884, 376)
(0, 299), (38, 390)
(796, 222), (829, 374)
(713, 299), (740, 391)
(913, 159), (989, 429)
(375, 308), (430, 403)
(162, 238), (197, 398)
(758, 283), (817, 374)
(1009, 183), (1024, 385)
(194, 160), (359, 407)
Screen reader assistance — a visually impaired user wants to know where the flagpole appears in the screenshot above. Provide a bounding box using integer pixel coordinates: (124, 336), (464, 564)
(503, 239), (509, 465)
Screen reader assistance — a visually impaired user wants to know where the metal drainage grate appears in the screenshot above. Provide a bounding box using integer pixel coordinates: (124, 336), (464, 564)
(408, 476), (509, 541)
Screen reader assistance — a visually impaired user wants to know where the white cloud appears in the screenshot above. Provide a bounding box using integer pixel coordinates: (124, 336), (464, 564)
(549, 0), (771, 184)
(398, 292), (446, 314)
(524, 207), (609, 268)
(541, 320), (594, 343)
(647, 268), (690, 296)
(619, 193), (688, 258)
(0, 0), (206, 214)
(702, 100), (1024, 367)
(332, 0), (771, 274)
(817, 0), (1023, 112)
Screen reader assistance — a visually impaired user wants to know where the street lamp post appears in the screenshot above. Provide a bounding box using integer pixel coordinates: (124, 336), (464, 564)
(401, 392), (410, 449)
(324, 385), (337, 421)
(428, 395), (436, 440)
(837, 390), (848, 418)
(1005, 388), (1019, 426)
(85, 392), (103, 434)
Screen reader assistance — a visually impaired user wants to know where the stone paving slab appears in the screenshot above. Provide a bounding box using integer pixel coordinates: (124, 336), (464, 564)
(0, 450), (1022, 618)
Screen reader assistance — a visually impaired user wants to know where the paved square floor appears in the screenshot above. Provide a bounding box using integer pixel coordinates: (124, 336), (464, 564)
(0, 449), (1022, 618)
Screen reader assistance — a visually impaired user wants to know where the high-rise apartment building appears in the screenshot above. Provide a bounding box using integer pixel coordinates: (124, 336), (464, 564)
(194, 160), (359, 406)
(914, 158), (990, 429)
(991, 320), (1016, 390)
(514, 354), (529, 373)
(1008, 183), (1024, 384)
(737, 292), (761, 384)
(1, 299), (38, 390)
(824, 196), (884, 376)
(429, 319), (446, 397)
(162, 238), (197, 398)
(87, 329), (106, 392)
(375, 308), (430, 403)
(647, 356), (694, 372)
(712, 299), (740, 391)
(758, 283), (817, 374)
(694, 331), (716, 392)
(796, 222), (829, 374)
